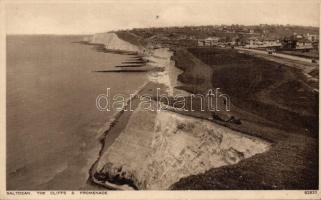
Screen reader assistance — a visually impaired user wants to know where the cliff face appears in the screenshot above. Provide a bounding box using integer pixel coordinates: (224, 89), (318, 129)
(93, 100), (271, 190)
(90, 32), (144, 53)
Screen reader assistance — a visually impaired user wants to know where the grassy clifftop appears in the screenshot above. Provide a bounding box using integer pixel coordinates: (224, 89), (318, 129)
(115, 31), (148, 48)
(170, 47), (318, 190)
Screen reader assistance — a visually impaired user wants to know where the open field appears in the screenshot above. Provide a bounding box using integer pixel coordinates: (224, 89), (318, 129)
(187, 47), (318, 134)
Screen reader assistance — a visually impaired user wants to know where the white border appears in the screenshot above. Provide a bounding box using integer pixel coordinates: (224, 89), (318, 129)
(0, 0), (320, 199)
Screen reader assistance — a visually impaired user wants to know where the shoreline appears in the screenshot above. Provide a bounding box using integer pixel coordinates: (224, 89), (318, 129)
(89, 82), (152, 190)
(87, 46), (186, 189)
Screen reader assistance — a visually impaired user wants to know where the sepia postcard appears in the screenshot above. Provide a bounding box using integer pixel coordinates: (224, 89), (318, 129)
(0, 0), (320, 199)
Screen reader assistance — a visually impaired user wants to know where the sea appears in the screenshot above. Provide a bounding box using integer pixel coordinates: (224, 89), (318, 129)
(6, 35), (147, 190)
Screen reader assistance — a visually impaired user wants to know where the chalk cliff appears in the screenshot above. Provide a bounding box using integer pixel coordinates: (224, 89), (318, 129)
(92, 101), (271, 190)
(89, 32), (144, 53)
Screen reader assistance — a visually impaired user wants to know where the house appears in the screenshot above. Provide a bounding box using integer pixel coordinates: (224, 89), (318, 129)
(245, 36), (261, 48)
(296, 39), (313, 50)
(306, 33), (319, 42)
(197, 37), (220, 47)
(262, 39), (282, 48)
(296, 34), (303, 39)
(312, 41), (319, 50)
(197, 40), (205, 46)
(245, 37), (282, 49)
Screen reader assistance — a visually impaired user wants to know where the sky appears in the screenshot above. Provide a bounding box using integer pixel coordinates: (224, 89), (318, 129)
(4, 0), (320, 35)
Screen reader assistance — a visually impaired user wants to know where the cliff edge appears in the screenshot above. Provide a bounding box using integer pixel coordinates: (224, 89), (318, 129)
(89, 32), (145, 53)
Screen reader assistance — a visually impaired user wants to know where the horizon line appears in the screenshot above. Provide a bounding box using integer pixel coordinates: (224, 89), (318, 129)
(6, 23), (320, 35)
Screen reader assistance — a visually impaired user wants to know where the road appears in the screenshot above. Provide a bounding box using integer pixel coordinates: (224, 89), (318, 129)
(235, 47), (318, 64)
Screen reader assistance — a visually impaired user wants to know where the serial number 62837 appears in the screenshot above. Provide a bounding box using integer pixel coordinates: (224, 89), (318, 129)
(304, 190), (317, 195)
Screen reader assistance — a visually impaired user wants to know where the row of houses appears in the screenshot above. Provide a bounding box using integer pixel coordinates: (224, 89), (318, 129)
(197, 36), (318, 51)
(197, 36), (282, 48)
(244, 37), (282, 49)
(281, 38), (318, 50)
(294, 33), (318, 42)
